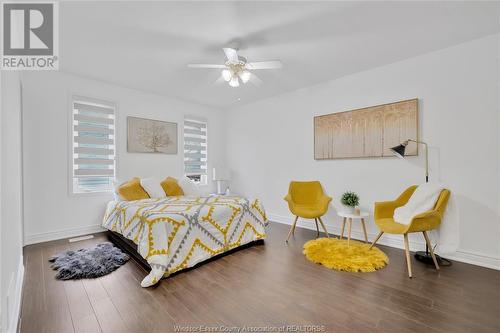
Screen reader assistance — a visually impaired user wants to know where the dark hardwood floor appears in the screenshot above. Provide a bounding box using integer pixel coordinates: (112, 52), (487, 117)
(20, 222), (500, 333)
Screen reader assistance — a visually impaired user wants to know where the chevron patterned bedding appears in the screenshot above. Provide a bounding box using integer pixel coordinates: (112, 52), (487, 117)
(102, 195), (268, 287)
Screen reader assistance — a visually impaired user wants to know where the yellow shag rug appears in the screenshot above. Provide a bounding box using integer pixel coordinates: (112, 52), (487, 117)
(303, 238), (389, 272)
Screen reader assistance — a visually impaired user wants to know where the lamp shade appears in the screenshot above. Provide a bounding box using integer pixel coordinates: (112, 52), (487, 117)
(390, 144), (407, 159)
(213, 167), (231, 181)
(222, 69), (232, 82)
(239, 71), (251, 83)
(229, 77), (239, 88)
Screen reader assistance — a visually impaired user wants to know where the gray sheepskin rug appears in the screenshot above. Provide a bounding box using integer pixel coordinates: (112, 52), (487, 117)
(49, 242), (129, 280)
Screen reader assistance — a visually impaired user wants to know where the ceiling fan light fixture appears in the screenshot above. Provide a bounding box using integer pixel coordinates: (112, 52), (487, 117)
(221, 69), (232, 82)
(188, 47), (283, 88)
(229, 77), (239, 88)
(239, 70), (251, 84)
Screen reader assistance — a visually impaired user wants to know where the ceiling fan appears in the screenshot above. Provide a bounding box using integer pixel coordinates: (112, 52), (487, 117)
(188, 48), (282, 88)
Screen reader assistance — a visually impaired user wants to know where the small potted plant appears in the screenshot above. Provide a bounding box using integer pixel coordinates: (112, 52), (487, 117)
(341, 191), (360, 214)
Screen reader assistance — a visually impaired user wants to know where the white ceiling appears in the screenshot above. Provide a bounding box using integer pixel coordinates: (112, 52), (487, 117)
(60, 1), (500, 108)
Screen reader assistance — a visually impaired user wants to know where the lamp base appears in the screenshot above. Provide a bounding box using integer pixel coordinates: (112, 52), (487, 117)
(414, 251), (443, 266)
(216, 180), (224, 195)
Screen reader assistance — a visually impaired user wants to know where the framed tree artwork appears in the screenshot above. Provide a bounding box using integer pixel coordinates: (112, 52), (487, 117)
(314, 99), (418, 159)
(127, 116), (178, 154)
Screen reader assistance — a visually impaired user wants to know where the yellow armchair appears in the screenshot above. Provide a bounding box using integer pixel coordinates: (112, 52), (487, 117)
(284, 181), (332, 242)
(370, 185), (451, 277)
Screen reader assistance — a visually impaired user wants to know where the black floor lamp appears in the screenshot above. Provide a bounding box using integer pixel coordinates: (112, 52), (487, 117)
(390, 139), (445, 266)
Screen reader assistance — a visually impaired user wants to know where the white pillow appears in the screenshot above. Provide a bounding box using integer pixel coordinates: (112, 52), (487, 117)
(140, 178), (166, 198)
(178, 176), (201, 196)
(394, 183), (444, 225)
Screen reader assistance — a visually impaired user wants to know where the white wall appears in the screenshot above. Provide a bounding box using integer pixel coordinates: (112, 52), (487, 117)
(19, 35), (500, 269)
(1, 71), (24, 333)
(226, 34), (500, 268)
(21, 71), (226, 244)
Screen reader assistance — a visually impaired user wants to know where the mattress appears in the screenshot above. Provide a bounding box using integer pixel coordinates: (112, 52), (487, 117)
(102, 195), (268, 287)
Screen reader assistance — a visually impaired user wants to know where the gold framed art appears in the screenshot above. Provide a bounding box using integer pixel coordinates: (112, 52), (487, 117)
(127, 116), (178, 154)
(314, 99), (418, 160)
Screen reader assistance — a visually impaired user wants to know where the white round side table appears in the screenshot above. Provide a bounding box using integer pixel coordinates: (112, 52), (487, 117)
(337, 211), (369, 246)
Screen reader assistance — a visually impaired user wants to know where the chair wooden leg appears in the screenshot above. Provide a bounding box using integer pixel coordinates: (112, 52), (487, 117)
(403, 233), (413, 278)
(423, 231), (440, 270)
(340, 217), (346, 239)
(286, 216), (299, 242)
(347, 218), (352, 246)
(317, 217), (329, 238)
(314, 218), (320, 238)
(369, 231), (383, 250)
(291, 216), (298, 235)
(292, 216), (299, 236)
(361, 218), (368, 243)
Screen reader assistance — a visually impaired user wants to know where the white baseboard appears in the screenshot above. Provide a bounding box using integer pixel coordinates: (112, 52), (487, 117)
(24, 224), (105, 245)
(269, 212), (426, 252)
(445, 250), (500, 271)
(268, 213), (500, 271)
(7, 256), (24, 333)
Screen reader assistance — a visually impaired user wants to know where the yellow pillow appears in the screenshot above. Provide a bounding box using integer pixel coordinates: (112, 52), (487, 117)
(160, 177), (184, 196)
(118, 177), (150, 201)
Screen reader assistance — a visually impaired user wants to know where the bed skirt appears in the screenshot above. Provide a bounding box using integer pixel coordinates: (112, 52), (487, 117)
(107, 230), (265, 277)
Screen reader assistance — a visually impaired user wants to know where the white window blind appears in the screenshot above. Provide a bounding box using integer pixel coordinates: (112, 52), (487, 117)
(184, 118), (207, 183)
(72, 97), (116, 193)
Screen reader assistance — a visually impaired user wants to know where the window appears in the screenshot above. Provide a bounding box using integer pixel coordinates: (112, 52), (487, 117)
(71, 97), (116, 194)
(184, 118), (207, 184)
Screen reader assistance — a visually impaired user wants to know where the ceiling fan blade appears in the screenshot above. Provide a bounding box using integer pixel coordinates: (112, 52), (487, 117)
(188, 64), (227, 69)
(248, 73), (263, 86)
(246, 60), (282, 70)
(223, 48), (239, 62)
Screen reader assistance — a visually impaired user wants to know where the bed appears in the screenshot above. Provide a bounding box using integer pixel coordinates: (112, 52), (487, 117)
(102, 195), (268, 287)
